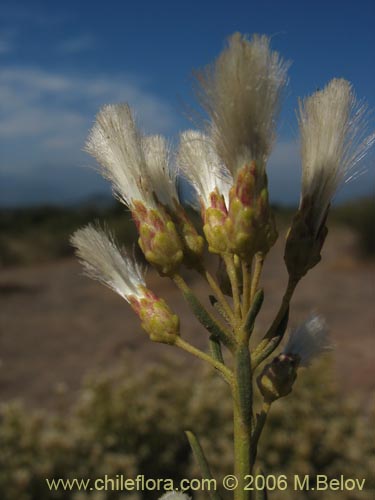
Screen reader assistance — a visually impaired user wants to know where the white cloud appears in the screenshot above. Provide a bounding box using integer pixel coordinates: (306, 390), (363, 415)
(0, 66), (178, 175)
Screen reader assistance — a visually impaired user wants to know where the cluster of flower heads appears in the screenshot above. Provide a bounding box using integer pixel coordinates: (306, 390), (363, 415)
(71, 33), (373, 360)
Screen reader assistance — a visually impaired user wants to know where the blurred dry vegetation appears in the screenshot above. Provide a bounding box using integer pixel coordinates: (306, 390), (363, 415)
(0, 196), (374, 268)
(0, 197), (374, 499)
(0, 359), (373, 500)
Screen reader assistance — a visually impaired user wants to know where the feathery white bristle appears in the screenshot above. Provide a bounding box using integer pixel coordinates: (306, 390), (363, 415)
(299, 79), (375, 233)
(178, 130), (232, 208)
(85, 104), (156, 209)
(159, 493), (191, 500)
(71, 224), (145, 301)
(283, 315), (333, 367)
(197, 33), (289, 174)
(142, 134), (178, 207)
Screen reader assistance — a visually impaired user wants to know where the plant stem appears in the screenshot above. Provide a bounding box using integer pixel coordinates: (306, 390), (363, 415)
(252, 276), (298, 368)
(233, 376), (252, 500)
(264, 275), (298, 342)
(224, 255), (242, 323)
(173, 274), (235, 349)
(203, 268), (236, 325)
(250, 253), (264, 305)
(241, 260), (252, 317)
(174, 337), (233, 383)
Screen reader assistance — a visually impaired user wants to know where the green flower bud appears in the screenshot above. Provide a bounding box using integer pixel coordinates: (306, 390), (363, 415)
(133, 201), (184, 275)
(202, 189), (231, 254)
(129, 289), (180, 345)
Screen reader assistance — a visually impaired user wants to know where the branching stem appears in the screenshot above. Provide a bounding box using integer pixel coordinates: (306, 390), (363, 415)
(203, 268), (236, 325)
(175, 337), (233, 383)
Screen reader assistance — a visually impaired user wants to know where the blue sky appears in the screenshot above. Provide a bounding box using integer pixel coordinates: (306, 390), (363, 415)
(0, 0), (374, 206)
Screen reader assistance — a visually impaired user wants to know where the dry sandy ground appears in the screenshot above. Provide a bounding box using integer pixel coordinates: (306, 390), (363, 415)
(0, 226), (374, 409)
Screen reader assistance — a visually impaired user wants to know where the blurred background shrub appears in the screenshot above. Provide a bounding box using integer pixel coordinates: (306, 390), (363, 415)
(1, 197), (373, 268)
(0, 358), (373, 500)
(333, 196), (375, 258)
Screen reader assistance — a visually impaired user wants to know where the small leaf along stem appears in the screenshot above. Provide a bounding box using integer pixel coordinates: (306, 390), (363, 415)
(203, 268), (236, 325)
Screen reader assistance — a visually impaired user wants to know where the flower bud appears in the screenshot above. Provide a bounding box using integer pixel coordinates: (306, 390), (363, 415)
(227, 162), (277, 260)
(171, 204), (205, 266)
(133, 201), (184, 275)
(257, 353), (299, 403)
(284, 197), (328, 281)
(202, 189), (231, 254)
(129, 289), (180, 345)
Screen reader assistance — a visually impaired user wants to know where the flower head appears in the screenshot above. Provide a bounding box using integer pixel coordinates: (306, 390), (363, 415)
(283, 315), (333, 367)
(71, 224), (145, 301)
(298, 78), (375, 235)
(285, 79), (374, 280)
(177, 130), (232, 210)
(85, 104), (184, 275)
(85, 103), (157, 209)
(71, 224), (179, 344)
(196, 33), (289, 174)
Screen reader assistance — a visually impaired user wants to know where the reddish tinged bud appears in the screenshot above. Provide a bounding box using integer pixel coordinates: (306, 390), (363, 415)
(169, 203), (205, 267)
(129, 288), (180, 344)
(202, 189), (231, 254)
(132, 201), (184, 275)
(257, 353), (300, 403)
(227, 162), (277, 261)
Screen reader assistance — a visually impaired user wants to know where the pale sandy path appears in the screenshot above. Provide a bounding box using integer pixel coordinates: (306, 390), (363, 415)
(0, 227), (374, 408)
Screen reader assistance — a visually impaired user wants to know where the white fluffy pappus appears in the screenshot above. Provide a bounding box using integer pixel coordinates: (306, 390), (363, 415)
(177, 130), (232, 208)
(85, 103), (156, 208)
(85, 104), (180, 212)
(283, 315), (333, 367)
(142, 134), (178, 208)
(298, 78), (375, 234)
(159, 492), (191, 500)
(196, 33), (289, 174)
(71, 224), (146, 302)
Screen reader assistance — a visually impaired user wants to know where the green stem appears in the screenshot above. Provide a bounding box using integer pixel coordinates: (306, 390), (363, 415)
(252, 276), (298, 368)
(173, 274), (235, 350)
(174, 337), (233, 383)
(224, 255), (242, 323)
(203, 269), (236, 325)
(265, 276), (297, 341)
(250, 253), (264, 305)
(233, 380), (252, 500)
(241, 259), (252, 317)
(231, 331), (254, 500)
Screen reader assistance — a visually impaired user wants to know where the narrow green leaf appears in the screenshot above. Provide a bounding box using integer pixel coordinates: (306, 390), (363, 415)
(209, 335), (225, 364)
(182, 287), (234, 350)
(244, 289), (264, 338)
(185, 430), (222, 500)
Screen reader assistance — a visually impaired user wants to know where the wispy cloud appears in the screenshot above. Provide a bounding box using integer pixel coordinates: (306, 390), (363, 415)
(0, 66), (177, 165)
(0, 65), (179, 205)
